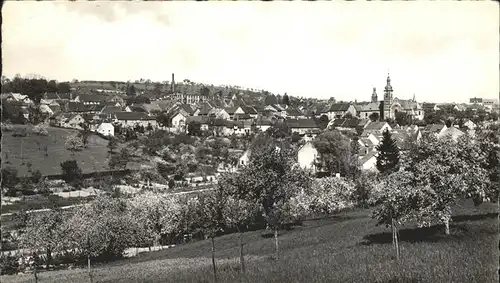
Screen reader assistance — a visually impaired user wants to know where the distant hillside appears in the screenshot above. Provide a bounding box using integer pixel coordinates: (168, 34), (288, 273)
(70, 79), (284, 102)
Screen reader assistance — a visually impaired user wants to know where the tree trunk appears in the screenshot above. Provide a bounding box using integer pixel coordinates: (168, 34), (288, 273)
(274, 229), (279, 260)
(239, 232), (246, 275)
(88, 254), (93, 283)
(211, 237), (217, 283)
(391, 218), (400, 260)
(46, 247), (52, 268)
(444, 218), (450, 235)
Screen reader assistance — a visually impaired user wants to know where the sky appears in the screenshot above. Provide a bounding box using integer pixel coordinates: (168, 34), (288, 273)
(2, 1), (499, 103)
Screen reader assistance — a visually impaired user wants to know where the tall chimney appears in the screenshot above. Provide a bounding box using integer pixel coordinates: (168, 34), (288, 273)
(171, 73), (175, 94)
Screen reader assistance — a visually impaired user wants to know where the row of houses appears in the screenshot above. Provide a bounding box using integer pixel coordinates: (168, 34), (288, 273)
(291, 121), (470, 174)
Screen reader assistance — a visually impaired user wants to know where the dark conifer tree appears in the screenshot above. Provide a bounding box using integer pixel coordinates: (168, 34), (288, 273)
(376, 129), (400, 174)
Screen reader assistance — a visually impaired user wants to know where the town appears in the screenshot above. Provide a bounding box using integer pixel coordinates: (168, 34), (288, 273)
(1, 72), (499, 282)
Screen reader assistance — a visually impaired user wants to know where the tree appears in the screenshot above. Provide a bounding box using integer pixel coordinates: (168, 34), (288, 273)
(264, 94), (278, 105)
(65, 196), (140, 282)
(107, 137), (118, 153)
(282, 93), (290, 106)
(21, 209), (67, 269)
(78, 122), (92, 148)
(200, 86), (210, 96)
(371, 170), (415, 260)
(187, 121), (202, 136)
(60, 160), (83, 187)
(402, 134), (491, 235)
(315, 115), (329, 130)
(307, 177), (356, 214)
(395, 111), (410, 126)
(126, 84), (137, 96)
(375, 129), (400, 175)
(227, 143), (312, 259)
(109, 148), (130, 170)
(128, 192), (183, 249)
(312, 130), (353, 176)
(266, 121), (291, 140)
(33, 124), (49, 136)
(65, 134), (84, 155)
(156, 113), (170, 128)
(379, 101), (384, 120)
(2, 167), (19, 189)
(31, 170), (43, 184)
(369, 112), (380, 122)
(56, 82), (71, 93)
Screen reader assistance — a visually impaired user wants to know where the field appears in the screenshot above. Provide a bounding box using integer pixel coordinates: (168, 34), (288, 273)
(0, 194), (90, 215)
(1, 200), (497, 283)
(2, 125), (110, 177)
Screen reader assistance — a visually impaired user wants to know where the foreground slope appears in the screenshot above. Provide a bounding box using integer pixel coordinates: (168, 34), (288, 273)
(2, 201), (498, 283)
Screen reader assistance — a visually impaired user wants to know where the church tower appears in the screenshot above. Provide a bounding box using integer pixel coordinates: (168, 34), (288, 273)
(383, 73), (394, 119)
(371, 87), (378, 103)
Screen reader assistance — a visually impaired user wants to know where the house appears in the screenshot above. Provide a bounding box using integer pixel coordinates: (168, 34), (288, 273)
(1, 93), (34, 105)
(422, 103), (440, 112)
(255, 118), (273, 132)
(437, 127), (464, 142)
(423, 124), (447, 136)
(359, 151), (378, 171)
(169, 112), (187, 130)
(329, 118), (360, 131)
(55, 93), (75, 101)
(297, 142), (319, 172)
(363, 122), (392, 135)
(238, 149), (251, 169)
(462, 119), (477, 131)
(39, 104), (55, 116)
(177, 104), (196, 117)
(100, 105), (123, 118)
(224, 107), (238, 119)
(285, 108), (306, 119)
(113, 112), (158, 128)
(358, 102), (381, 120)
(264, 104), (287, 117)
(210, 119), (237, 136)
(96, 122), (115, 137)
(287, 119), (321, 136)
(64, 102), (105, 114)
(62, 114), (85, 129)
(234, 120), (254, 136)
(186, 116), (210, 132)
(208, 108), (230, 120)
(325, 103), (357, 120)
(237, 146), (283, 169)
(236, 106), (259, 119)
(74, 93), (110, 105)
(131, 103), (163, 114)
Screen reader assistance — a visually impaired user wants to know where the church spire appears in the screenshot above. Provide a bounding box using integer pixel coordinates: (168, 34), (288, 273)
(371, 87), (378, 103)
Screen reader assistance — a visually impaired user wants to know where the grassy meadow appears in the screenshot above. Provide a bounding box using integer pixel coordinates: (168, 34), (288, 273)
(1, 200), (497, 283)
(2, 125), (110, 177)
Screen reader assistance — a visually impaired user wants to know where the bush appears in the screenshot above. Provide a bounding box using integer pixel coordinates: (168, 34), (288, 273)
(1, 123), (14, 132)
(0, 254), (21, 275)
(12, 128), (28, 137)
(353, 172), (378, 208)
(33, 124), (49, 136)
(60, 160), (83, 188)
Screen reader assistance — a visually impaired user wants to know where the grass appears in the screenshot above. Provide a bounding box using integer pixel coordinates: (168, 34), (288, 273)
(0, 194), (91, 215)
(1, 200), (497, 283)
(2, 125), (110, 177)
